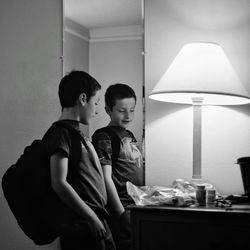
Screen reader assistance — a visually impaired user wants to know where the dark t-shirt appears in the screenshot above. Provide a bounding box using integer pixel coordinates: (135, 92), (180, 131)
(45, 120), (107, 219)
(92, 126), (143, 206)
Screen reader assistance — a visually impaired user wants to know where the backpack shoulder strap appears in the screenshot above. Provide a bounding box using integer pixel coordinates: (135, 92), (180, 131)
(96, 126), (121, 162)
(44, 121), (88, 147)
(43, 121), (90, 167)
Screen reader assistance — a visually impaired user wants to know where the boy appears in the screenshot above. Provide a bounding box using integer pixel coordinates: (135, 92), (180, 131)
(92, 83), (144, 250)
(45, 71), (116, 250)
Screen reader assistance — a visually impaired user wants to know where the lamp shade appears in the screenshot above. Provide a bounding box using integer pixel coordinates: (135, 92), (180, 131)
(149, 42), (250, 105)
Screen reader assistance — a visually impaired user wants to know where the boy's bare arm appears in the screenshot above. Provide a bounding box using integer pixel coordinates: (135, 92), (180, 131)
(103, 164), (125, 217)
(50, 152), (106, 240)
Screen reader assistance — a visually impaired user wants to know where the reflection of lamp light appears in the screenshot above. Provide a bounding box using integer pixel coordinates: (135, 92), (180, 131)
(149, 42), (250, 180)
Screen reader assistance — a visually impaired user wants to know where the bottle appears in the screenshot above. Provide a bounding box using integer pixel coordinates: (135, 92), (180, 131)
(206, 189), (216, 207)
(196, 184), (206, 206)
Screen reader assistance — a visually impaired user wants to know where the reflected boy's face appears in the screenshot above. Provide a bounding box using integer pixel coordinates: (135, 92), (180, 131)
(107, 97), (136, 129)
(80, 90), (101, 125)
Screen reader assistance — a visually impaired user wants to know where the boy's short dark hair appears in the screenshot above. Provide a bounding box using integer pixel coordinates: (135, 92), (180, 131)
(59, 70), (101, 109)
(105, 83), (137, 110)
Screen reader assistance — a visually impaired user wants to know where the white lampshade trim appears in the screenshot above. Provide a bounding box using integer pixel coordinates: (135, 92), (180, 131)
(149, 42), (250, 105)
(149, 92), (250, 105)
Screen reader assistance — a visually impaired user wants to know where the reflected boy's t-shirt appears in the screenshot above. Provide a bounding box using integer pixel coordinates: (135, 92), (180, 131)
(92, 126), (143, 207)
(45, 120), (107, 219)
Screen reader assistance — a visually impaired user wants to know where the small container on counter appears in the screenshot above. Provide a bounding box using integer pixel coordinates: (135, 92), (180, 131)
(196, 184), (206, 206)
(206, 189), (216, 207)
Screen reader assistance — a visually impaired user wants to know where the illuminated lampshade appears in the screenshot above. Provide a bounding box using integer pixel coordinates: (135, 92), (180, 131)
(149, 42), (250, 180)
(149, 42), (250, 105)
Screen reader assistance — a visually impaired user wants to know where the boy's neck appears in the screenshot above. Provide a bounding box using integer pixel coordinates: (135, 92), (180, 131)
(59, 107), (80, 122)
(108, 122), (127, 130)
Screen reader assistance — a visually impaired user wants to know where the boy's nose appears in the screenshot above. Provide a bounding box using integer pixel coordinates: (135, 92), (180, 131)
(124, 111), (130, 118)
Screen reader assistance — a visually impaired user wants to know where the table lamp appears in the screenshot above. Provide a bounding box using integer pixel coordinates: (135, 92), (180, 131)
(149, 42), (250, 181)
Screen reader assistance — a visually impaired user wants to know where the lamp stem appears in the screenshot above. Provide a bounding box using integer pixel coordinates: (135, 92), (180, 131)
(192, 97), (203, 180)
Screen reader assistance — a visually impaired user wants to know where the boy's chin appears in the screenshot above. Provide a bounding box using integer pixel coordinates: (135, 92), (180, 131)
(112, 124), (127, 129)
(121, 122), (131, 128)
(110, 121), (131, 128)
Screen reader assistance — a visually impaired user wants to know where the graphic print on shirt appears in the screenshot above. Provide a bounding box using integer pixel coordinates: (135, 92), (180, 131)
(121, 137), (142, 168)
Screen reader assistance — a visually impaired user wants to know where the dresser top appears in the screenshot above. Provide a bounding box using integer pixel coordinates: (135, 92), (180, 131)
(128, 203), (250, 214)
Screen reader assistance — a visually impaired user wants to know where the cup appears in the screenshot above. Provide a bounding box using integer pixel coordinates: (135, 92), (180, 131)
(196, 184), (206, 206)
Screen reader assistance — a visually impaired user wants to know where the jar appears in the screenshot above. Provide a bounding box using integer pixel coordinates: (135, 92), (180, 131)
(196, 184), (206, 206)
(206, 189), (216, 207)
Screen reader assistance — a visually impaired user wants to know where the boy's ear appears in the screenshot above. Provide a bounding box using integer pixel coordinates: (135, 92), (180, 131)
(105, 106), (112, 115)
(79, 93), (87, 106)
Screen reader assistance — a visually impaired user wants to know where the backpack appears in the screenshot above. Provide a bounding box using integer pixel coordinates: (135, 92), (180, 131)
(1, 121), (85, 245)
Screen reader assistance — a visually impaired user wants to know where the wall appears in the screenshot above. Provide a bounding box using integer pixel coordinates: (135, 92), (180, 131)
(89, 26), (144, 148)
(64, 18), (89, 74)
(64, 18), (90, 135)
(145, 0), (250, 195)
(0, 0), (63, 249)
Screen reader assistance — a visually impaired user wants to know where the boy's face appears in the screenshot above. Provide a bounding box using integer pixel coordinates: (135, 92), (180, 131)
(80, 90), (101, 125)
(107, 97), (136, 129)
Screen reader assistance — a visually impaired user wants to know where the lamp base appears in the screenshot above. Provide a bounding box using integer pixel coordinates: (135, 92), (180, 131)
(191, 178), (205, 186)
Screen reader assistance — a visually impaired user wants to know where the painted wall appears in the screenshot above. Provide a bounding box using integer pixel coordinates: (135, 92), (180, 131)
(89, 26), (144, 148)
(64, 18), (89, 74)
(64, 18), (90, 135)
(145, 0), (250, 195)
(0, 0), (63, 249)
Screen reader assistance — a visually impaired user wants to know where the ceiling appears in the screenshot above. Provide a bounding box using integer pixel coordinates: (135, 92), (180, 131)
(156, 0), (250, 30)
(64, 0), (142, 29)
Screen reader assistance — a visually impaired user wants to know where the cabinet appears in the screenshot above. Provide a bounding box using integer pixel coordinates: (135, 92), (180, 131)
(129, 204), (250, 250)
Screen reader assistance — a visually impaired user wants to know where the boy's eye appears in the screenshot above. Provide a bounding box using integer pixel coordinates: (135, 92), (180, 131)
(118, 109), (135, 113)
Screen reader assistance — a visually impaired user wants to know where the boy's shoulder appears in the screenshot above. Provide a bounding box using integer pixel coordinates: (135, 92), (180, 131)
(92, 126), (136, 145)
(44, 120), (86, 151)
(47, 120), (83, 137)
(92, 126), (119, 140)
(92, 126), (122, 161)
(95, 125), (135, 134)
(93, 125), (131, 137)
(44, 121), (72, 143)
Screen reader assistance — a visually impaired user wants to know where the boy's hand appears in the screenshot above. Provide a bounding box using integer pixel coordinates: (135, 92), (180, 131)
(88, 216), (107, 241)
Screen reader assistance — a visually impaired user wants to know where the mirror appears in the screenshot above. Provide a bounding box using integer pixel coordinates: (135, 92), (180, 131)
(63, 0), (145, 168)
